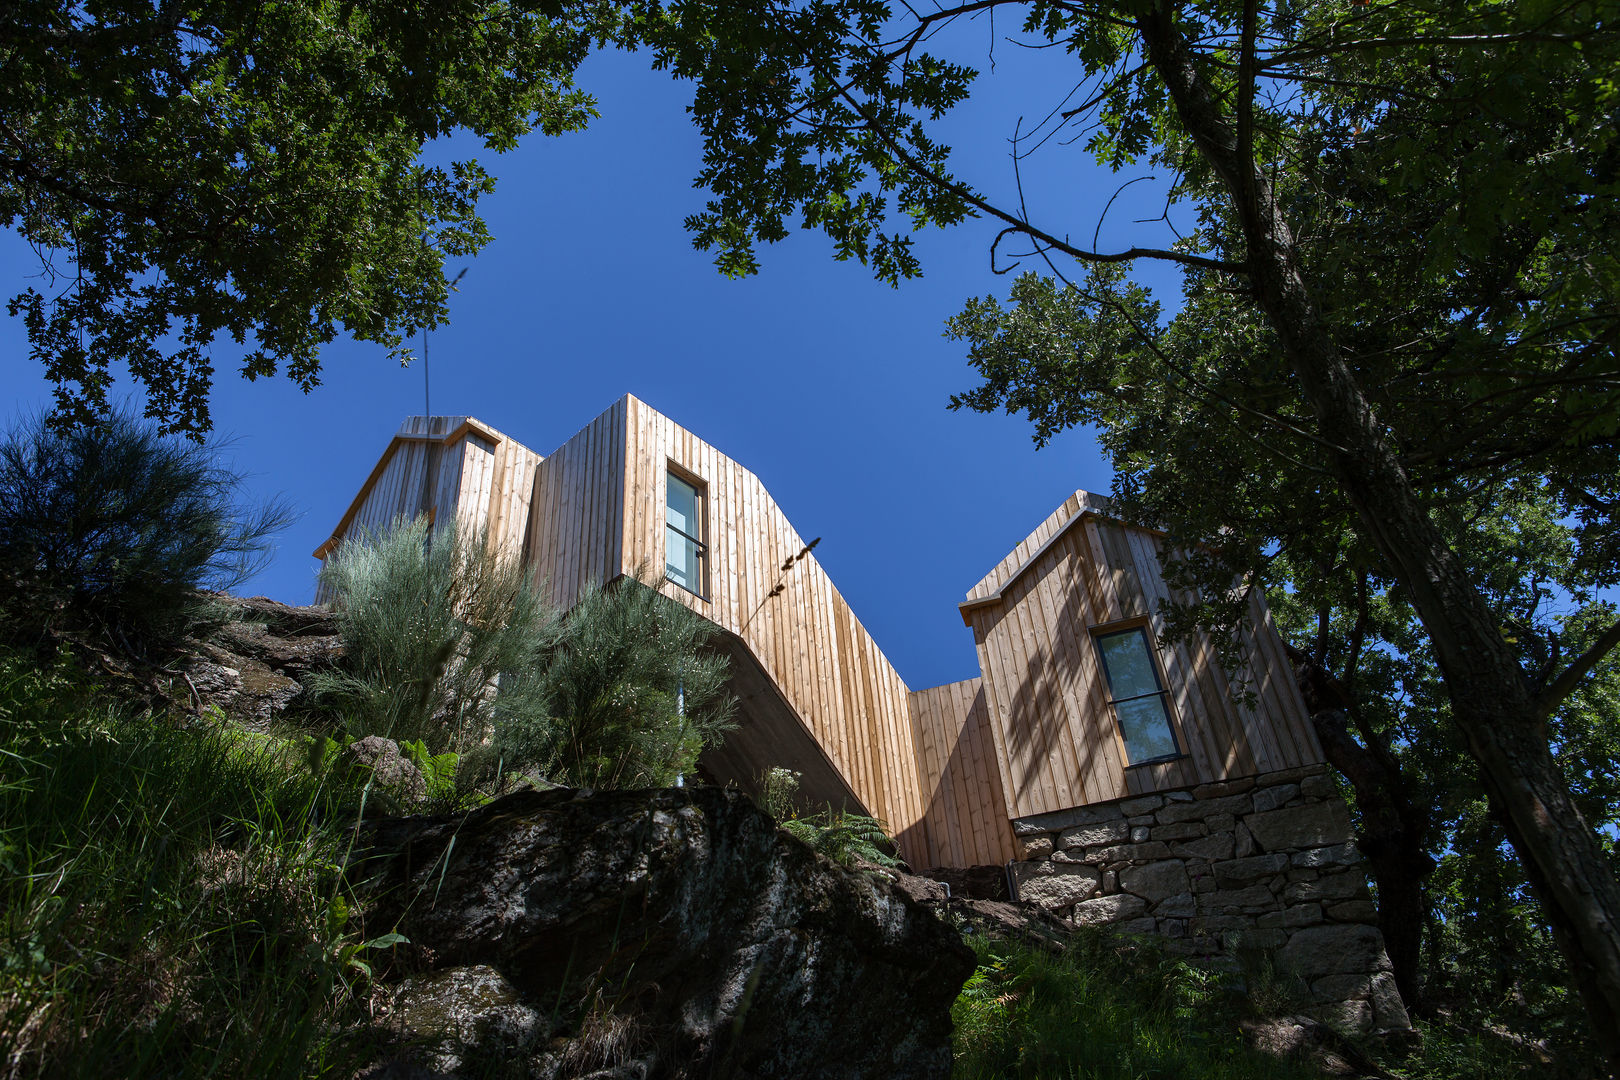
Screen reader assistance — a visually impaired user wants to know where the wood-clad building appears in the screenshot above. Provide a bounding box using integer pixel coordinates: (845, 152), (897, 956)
(317, 395), (1320, 869)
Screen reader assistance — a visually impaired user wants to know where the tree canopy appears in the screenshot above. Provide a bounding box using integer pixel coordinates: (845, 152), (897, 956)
(629, 0), (1620, 1063)
(3, 0), (615, 435)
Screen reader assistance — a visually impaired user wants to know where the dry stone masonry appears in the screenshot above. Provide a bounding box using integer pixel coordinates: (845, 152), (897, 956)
(1009, 763), (1410, 1034)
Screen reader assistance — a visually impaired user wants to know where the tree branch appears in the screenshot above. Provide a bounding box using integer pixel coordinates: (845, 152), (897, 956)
(1537, 616), (1620, 722)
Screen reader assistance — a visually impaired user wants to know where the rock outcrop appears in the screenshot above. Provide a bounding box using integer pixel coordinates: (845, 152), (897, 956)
(178, 594), (341, 724)
(352, 786), (975, 1080)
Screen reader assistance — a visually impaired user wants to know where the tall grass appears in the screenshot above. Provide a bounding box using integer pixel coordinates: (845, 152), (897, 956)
(951, 931), (1318, 1080)
(0, 652), (380, 1079)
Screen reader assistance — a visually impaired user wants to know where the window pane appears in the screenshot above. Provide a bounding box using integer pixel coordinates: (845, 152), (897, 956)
(666, 528), (700, 592)
(1114, 696), (1179, 764)
(1097, 629), (1162, 700)
(667, 474), (699, 537)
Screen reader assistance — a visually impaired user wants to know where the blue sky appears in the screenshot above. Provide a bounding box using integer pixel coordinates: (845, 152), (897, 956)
(0, 39), (1188, 692)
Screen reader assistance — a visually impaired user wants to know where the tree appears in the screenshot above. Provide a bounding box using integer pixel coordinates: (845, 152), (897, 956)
(0, 406), (292, 658)
(629, 0), (1620, 1062)
(3, 0), (616, 436)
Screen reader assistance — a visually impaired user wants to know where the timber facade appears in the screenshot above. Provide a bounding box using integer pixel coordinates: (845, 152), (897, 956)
(315, 395), (1323, 872)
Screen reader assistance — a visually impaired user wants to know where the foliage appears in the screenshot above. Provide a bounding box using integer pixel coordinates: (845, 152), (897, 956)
(0, 407), (292, 659)
(0, 649), (384, 1078)
(314, 521), (734, 789)
(950, 932), (1315, 1080)
(495, 568), (736, 789)
(3, 0), (620, 435)
(635, 0), (1620, 1056)
(308, 516), (560, 755)
(761, 764), (900, 867)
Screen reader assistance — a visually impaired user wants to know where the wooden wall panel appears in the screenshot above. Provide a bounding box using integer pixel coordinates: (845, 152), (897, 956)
(907, 679), (1018, 868)
(968, 501), (1322, 821)
(314, 415), (539, 601)
(523, 399), (626, 611)
(614, 395), (931, 866)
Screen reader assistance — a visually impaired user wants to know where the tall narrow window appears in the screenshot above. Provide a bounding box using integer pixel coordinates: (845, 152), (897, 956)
(1094, 627), (1181, 765)
(665, 470), (707, 597)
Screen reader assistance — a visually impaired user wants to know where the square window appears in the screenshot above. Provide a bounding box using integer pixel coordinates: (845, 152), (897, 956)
(666, 470), (707, 597)
(1094, 626), (1182, 765)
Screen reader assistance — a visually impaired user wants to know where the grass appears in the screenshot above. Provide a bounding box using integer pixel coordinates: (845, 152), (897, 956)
(0, 651), (384, 1079)
(950, 931), (1321, 1080)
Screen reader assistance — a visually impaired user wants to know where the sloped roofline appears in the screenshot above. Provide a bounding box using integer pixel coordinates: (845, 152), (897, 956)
(312, 416), (516, 559)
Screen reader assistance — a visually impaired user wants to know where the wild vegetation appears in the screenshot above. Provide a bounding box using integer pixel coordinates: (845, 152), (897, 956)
(0, 410), (1583, 1078)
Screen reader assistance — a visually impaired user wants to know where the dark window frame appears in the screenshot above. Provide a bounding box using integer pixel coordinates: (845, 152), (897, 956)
(665, 466), (709, 600)
(1092, 622), (1185, 768)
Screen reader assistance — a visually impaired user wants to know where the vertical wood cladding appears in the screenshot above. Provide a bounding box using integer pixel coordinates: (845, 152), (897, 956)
(907, 679), (1019, 867)
(615, 396), (930, 866)
(313, 416), (540, 601)
(967, 507), (1322, 821)
(317, 406), (1321, 868)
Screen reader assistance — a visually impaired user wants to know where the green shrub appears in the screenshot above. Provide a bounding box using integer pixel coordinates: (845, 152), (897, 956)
(950, 933), (1314, 1080)
(309, 516), (559, 754)
(314, 521), (734, 789)
(760, 766), (900, 868)
(494, 568), (736, 789)
(0, 408), (292, 659)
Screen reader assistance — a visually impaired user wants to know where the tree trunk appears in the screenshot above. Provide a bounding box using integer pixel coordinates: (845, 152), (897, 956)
(1138, 5), (1620, 1070)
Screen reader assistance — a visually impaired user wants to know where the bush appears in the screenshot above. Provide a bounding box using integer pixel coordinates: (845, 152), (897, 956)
(0, 408), (292, 659)
(309, 516), (559, 754)
(759, 766), (900, 868)
(314, 520), (735, 789)
(499, 568), (735, 789)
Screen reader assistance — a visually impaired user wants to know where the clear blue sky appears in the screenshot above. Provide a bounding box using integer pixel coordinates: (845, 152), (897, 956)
(0, 39), (1189, 692)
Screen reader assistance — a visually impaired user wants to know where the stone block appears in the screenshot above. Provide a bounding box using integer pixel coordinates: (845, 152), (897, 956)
(1197, 885), (1276, 913)
(1213, 853), (1290, 887)
(1205, 813), (1237, 832)
(1170, 834), (1235, 862)
(1276, 924), (1392, 978)
(1119, 794), (1165, 816)
(1190, 915), (1251, 934)
(1283, 903), (1324, 928)
(1193, 778), (1255, 799)
(1130, 826), (1151, 843)
(1012, 861), (1102, 908)
(1101, 869), (1118, 893)
(1292, 843), (1359, 869)
(1300, 774), (1339, 799)
(1308, 999), (1373, 1034)
(1086, 841), (1170, 863)
(1152, 822), (1207, 841)
(1119, 917), (1160, 934)
(1256, 912), (1284, 929)
(1155, 892), (1196, 918)
(1255, 765), (1324, 787)
(1165, 790), (1195, 802)
(1250, 783), (1299, 814)
(1020, 835), (1054, 859)
(1236, 928), (1287, 950)
(1012, 803), (1123, 836)
(1310, 973), (1372, 1002)
(1127, 815), (1156, 826)
(1245, 800), (1352, 852)
(1156, 793), (1254, 825)
(1059, 820), (1131, 848)
(1283, 869), (1368, 904)
(1368, 971), (1412, 1032)
(1325, 900), (1378, 924)
(1073, 893), (1147, 927)
(1120, 861), (1192, 903)
(1234, 822), (1256, 859)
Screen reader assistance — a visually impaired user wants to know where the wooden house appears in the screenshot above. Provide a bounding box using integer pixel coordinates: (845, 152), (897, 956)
(314, 395), (1323, 871)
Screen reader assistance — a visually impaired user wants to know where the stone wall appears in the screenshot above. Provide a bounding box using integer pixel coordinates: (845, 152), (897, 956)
(1009, 763), (1410, 1034)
